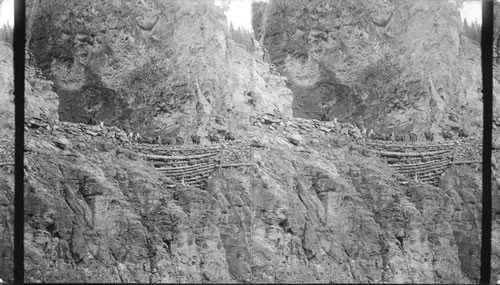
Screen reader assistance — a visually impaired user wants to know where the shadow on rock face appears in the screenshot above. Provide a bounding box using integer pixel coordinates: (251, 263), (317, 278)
(58, 85), (129, 126)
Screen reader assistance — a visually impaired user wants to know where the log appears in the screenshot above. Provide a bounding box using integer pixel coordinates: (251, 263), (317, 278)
(220, 163), (255, 168)
(184, 173), (212, 183)
(153, 157), (219, 167)
(419, 176), (439, 183)
(160, 167), (217, 177)
(365, 141), (455, 148)
(0, 162), (14, 166)
(413, 171), (444, 179)
(384, 156), (451, 163)
(132, 144), (221, 152)
(156, 163), (218, 172)
(133, 149), (220, 156)
(374, 149), (452, 157)
(452, 160), (483, 165)
(142, 152), (219, 161)
(394, 164), (448, 175)
(389, 160), (449, 169)
(369, 146), (454, 153)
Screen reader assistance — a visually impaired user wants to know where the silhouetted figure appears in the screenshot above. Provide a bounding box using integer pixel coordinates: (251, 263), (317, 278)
(191, 134), (201, 145)
(458, 129), (468, 138)
(424, 131), (434, 142)
(409, 132), (417, 142)
(442, 130), (453, 140)
(208, 134), (219, 144)
(165, 137), (175, 146)
(224, 132), (236, 141)
(87, 113), (98, 125)
(175, 136), (184, 145)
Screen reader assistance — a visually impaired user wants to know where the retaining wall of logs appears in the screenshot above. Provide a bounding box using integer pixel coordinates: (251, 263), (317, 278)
(366, 140), (457, 186)
(130, 142), (253, 188)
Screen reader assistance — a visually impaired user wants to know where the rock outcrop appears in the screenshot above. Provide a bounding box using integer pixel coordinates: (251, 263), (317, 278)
(6, 112), (487, 283)
(254, 0), (487, 138)
(28, 0), (292, 139)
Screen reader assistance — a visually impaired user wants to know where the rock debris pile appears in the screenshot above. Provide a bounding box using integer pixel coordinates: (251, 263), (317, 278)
(219, 140), (253, 164)
(250, 113), (364, 143)
(26, 116), (130, 144)
(453, 137), (483, 162)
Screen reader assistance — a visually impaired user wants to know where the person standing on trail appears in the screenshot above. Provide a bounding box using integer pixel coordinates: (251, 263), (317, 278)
(191, 134), (201, 145)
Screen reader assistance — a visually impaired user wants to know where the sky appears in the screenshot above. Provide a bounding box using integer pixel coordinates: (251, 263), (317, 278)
(0, 0), (486, 30)
(215, 0), (269, 32)
(0, 0), (13, 27)
(217, 0), (483, 31)
(460, 0), (482, 25)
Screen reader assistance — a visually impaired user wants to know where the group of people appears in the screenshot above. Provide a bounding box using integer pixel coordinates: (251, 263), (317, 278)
(367, 130), (420, 142)
(127, 131), (236, 145)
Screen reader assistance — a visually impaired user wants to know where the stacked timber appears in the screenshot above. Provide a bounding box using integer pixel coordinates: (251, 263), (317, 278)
(367, 141), (454, 187)
(129, 143), (222, 188)
(365, 140), (455, 153)
(141, 151), (221, 188)
(130, 142), (254, 188)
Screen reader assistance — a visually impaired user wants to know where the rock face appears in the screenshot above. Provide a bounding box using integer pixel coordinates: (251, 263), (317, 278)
(0, 42), (14, 135)
(29, 0), (292, 138)
(0, 117), (485, 283)
(254, 0), (486, 137)
(0, 0), (496, 283)
(0, 41), (14, 282)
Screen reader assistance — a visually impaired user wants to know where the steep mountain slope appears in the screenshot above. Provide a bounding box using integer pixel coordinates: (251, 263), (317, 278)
(0, 42), (14, 283)
(0, 0), (497, 283)
(10, 108), (493, 283)
(29, 0), (292, 140)
(254, 0), (487, 139)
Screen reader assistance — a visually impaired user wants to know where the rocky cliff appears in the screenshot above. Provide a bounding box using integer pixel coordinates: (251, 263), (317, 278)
(7, 108), (493, 283)
(0, 0), (498, 283)
(254, 0), (488, 139)
(28, 0), (291, 140)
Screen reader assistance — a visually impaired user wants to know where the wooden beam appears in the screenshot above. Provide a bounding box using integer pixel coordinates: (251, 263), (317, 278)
(142, 152), (219, 161)
(452, 160), (483, 165)
(156, 163), (218, 172)
(374, 149), (452, 157)
(365, 141), (455, 148)
(220, 163), (255, 168)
